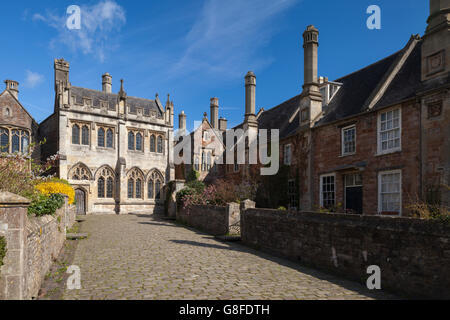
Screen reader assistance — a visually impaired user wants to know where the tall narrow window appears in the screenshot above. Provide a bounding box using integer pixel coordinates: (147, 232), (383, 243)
(378, 108), (401, 154)
(98, 177), (105, 198)
(379, 170), (402, 215)
(155, 180), (161, 200)
(150, 135), (156, 152)
(81, 126), (89, 145)
(194, 158), (199, 171)
(98, 128), (105, 147)
(284, 144), (292, 165)
(106, 177), (114, 198)
(288, 179), (298, 209)
(136, 133), (143, 151)
(201, 152), (206, 171)
(0, 128), (9, 153)
(106, 129), (113, 148)
(320, 174), (335, 209)
(148, 180), (154, 199)
(157, 136), (163, 153)
(11, 130), (20, 153)
(128, 179), (134, 198)
(128, 132), (135, 150)
(342, 125), (356, 155)
(72, 125), (80, 145)
(207, 153), (212, 170)
(21, 131), (29, 153)
(136, 179), (142, 198)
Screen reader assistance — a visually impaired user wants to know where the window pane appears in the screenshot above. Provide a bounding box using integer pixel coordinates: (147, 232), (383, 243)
(12, 131), (20, 153)
(128, 132), (135, 150)
(98, 177), (105, 198)
(72, 125), (80, 145)
(21, 132), (29, 153)
(98, 128), (105, 147)
(136, 133), (143, 151)
(155, 180), (161, 200)
(148, 180), (154, 199)
(82, 126), (89, 145)
(107, 177), (114, 198)
(136, 179), (142, 198)
(128, 179), (134, 198)
(0, 128), (9, 152)
(106, 129), (113, 148)
(150, 135), (156, 152)
(157, 136), (163, 153)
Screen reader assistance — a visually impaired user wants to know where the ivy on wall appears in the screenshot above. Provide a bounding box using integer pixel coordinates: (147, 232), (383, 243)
(0, 236), (6, 268)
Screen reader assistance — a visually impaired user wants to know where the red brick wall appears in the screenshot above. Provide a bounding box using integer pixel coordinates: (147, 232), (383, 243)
(312, 101), (421, 216)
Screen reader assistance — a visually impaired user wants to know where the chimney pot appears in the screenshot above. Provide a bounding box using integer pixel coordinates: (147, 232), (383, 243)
(102, 73), (112, 93)
(245, 71), (257, 123)
(210, 97), (219, 129)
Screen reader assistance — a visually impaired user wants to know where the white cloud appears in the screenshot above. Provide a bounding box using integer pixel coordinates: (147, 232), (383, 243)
(33, 0), (126, 62)
(24, 70), (44, 88)
(170, 0), (298, 79)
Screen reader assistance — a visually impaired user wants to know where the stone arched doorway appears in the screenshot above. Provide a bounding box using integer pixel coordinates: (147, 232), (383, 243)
(75, 189), (87, 215)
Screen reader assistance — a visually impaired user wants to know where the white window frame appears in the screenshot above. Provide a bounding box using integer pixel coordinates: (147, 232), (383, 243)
(377, 107), (402, 155)
(341, 125), (356, 156)
(284, 144), (292, 165)
(378, 169), (402, 216)
(320, 173), (336, 208)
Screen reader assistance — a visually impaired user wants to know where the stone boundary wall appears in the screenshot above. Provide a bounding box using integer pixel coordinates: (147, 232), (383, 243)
(241, 209), (450, 299)
(0, 192), (76, 300)
(177, 203), (240, 236)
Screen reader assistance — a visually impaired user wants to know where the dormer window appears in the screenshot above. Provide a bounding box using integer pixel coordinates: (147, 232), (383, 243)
(319, 80), (342, 106)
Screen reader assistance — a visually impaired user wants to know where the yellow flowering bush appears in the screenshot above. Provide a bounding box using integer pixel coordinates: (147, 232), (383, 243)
(35, 182), (75, 205)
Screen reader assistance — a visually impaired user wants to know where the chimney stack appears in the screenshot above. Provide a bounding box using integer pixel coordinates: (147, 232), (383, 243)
(210, 97), (219, 129)
(4, 80), (19, 99)
(219, 117), (228, 131)
(102, 73), (112, 93)
(179, 110), (186, 133)
(244, 71), (257, 124)
(303, 25), (319, 89)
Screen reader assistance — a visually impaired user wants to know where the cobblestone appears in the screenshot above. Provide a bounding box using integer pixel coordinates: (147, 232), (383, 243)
(62, 215), (397, 300)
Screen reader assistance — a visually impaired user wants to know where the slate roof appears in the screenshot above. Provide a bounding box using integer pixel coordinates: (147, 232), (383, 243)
(70, 86), (163, 117)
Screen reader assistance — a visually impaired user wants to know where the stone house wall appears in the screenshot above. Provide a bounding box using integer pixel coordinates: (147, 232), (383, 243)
(0, 192), (76, 300)
(177, 203), (240, 236)
(241, 208), (450, 299)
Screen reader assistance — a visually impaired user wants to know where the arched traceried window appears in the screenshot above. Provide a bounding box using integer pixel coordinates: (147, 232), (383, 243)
(155, 180), (161, 200)
(81, 126), (89, 145)
(127, 168), (144, 199)
(11, 130), (20, 153)
(150, 135), (156, 152)
(98, 177), (105, 198)
(0, 128), (9, 153)
(136, 133), (143, 151)
(98, 128), (105, 147)
(128, 179), (134, 198)
(106, 129), (113, 148)
(157, 136), (163, 153)
(136, 179), (142, 198)
(148, 180), (154, 199)
(97, 167), (115, 199)
(72, 125), (80, 145)
(70, 163), (92, 181)
(128, 132), (135, 150)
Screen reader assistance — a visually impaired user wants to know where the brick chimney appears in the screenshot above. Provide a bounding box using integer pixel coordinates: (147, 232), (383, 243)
(210, 97), (219, 129)
(102, 73), (112, 93)
(219, 117), (227, 131)
(4, 80), (19, 99)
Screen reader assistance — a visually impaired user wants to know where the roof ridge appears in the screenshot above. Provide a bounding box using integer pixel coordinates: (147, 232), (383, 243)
(71, 86), (156, 102)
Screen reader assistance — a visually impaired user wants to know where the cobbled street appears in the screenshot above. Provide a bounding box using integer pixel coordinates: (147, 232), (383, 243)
(62, 215), (397, 300)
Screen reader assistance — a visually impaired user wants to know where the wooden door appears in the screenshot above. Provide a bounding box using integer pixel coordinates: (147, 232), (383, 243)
(75, 189), (86, 215)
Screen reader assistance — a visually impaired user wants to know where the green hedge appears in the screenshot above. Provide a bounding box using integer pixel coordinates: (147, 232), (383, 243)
(28, 193), (65, 217)
(0, 236), (6, 268)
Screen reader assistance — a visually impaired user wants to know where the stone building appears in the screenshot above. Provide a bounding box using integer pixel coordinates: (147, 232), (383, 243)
(0, 80), (39, 159)
(39, 59), (175, 215)
(198, 0), (449, 216)
(175, 98), (227, 183)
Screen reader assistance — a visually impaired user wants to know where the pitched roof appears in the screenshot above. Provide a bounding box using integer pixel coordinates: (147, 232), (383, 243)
(70, 86), (163, 117)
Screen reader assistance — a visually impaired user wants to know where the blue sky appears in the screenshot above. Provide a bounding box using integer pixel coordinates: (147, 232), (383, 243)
(1, 0), (428, 128)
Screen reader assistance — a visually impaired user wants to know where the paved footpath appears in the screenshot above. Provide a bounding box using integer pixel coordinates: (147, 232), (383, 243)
(63, 215), (397, 300)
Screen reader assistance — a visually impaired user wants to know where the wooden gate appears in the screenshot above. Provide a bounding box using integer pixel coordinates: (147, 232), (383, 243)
(75, 189), (86, 215)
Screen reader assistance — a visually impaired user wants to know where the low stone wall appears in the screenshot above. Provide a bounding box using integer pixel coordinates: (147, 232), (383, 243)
(0, 192), (76, 300)
(177, 203), (240, 236)
(241, 209), (450, 299)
